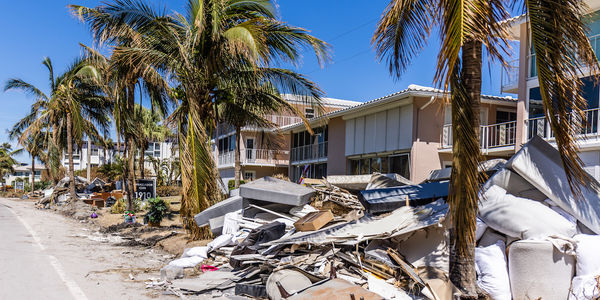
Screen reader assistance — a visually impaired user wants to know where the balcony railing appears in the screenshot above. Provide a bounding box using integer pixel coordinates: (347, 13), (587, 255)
(501, 59), (519, 93)
(527, 107), (600, 140)
(442, 121), (517, 150)
(216, 149), (290, 167)
(290, 142), (328, 163)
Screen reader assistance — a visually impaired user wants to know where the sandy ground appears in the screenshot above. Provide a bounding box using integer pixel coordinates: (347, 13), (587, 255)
(0, 197), (179, 299)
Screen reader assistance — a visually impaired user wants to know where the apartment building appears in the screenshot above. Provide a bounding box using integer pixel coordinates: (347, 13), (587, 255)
(3, 163), (47, 187)
(61, 140), (177, 174)
(212, 95), (360, 186)
(282, 85), (517, 183)
(502, 3), (600, 180)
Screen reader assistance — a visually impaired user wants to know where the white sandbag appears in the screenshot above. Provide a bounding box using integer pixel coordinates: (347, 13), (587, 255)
(574, 234), (600, 276)
(478, 229), (506, 248)
(182, 246), (208, 259)
(207, 233), (234, 251)
(508, 240), (575, 300)
(544, 199), (578, 226)
(168, 255), (205, 268)
(479, 185), (577, 239)
(569, 275), (600, 300)
(475, 240), (511, 300)
(222, 211), (241, 235)
(476, 217), (488, 241)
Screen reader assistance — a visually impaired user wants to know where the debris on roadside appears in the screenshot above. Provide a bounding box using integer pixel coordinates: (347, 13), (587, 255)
(150, 137), (600, 299)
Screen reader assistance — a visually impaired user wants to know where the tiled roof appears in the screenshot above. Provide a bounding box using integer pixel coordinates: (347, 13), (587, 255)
(279, 84), (516, 132)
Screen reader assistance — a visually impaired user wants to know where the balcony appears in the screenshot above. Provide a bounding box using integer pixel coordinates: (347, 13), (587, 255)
(290, 142), (328, 164)
(527, 107), (600, 141)
(501, 59), (519, 93)
(216, 149), (290, 168)
(442, 121), (517, 154)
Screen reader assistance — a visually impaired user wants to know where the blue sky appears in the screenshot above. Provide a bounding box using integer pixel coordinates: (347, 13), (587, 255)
(0, 0), (515, 161)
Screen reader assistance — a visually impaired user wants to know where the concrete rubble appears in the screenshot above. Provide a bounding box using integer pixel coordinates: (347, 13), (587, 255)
(151, 138), (600, 299)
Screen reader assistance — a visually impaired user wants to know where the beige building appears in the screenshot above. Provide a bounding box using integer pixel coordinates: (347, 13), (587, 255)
(282, 85), (517, 183)
(502, 2), (600, 180)
(212, 95), (360, 186)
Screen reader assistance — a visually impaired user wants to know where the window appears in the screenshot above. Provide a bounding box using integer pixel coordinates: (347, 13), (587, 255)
(246, 138), (255, 160)
(496, 110), (517, 124)
(91, 149), (99, 156)
(389, 154), (410, 179)
(305, 108), (315, 119)
(243, 171), (256, 181)
(348, 153), (410, 179)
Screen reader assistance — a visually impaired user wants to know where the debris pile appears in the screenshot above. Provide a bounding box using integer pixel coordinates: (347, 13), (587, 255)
(152, 137), (599, 299)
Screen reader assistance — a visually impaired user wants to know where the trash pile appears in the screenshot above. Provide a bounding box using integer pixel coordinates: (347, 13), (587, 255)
(36, 176), (122, 209)
(152, 136), (600, 300)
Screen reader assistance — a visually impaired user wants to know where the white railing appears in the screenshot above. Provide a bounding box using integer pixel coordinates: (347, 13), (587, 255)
(442, 121), (517, 150)
(527, 107), (600, 140)
(266, 115), (303, 127)
(216, 149), (290, 167)
(501, 59), (519, 92)
(290, 142), (328, 162)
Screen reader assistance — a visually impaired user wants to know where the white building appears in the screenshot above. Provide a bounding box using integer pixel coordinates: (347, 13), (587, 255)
(61, 140), (178, 175)
(3, 163), (46, 187)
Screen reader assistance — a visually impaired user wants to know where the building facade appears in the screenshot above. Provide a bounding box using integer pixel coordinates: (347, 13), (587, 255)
(502, 2), (600, 180)
(283, 85), (518, 183)
(3, 163), (47, 187)
(212, 95), (360, 186)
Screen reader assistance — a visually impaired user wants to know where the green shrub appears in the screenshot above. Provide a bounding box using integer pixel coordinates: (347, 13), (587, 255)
(144, 197), (168, 225)
(228, 179), (245, 191)
(156, 185), (181, 197)
(110, 198), (142, 214)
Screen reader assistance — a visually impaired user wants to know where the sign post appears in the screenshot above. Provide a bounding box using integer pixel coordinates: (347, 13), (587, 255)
(135, 178), (156, 201)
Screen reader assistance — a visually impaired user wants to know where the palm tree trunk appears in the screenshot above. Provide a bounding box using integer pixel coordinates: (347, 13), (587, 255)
(234, 126), (242, 188)
(448, 40), (482, 297)
(31, 156), (35, 192)
(66, 112), (77, 201)
(87, 138), (92, 181)
(139, 150), (145, 179)
(126, 136), (136, 211)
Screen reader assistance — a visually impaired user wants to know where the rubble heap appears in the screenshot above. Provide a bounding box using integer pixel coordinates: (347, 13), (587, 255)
(152, 137), (600, 300)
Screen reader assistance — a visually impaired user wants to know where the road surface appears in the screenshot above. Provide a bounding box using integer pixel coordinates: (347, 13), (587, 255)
(0, 198), (173, 300)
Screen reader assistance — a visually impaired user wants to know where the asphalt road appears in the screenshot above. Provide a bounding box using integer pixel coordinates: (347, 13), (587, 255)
(0, 198), (173, 300)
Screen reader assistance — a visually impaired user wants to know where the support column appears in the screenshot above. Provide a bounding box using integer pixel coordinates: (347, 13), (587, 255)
(515, 22), (530, 152)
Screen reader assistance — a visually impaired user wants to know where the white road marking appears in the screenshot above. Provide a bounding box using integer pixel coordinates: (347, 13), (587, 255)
(4, 204), (89, 300)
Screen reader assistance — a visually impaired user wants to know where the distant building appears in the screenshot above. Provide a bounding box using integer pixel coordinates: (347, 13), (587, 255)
(3, 163), (47, 187)
(211, 95), (360, 186)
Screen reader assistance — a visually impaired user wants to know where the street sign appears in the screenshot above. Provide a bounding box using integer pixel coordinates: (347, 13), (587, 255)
(135, 179), (156, 201)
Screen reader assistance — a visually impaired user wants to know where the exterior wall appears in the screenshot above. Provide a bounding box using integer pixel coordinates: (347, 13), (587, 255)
(326, 116), (346, 175)
(344, 102), (413, 156)
(411, 97), (445, 182)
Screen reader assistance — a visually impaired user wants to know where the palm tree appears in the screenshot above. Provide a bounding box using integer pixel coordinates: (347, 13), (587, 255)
(5, 58), (110, 200)
(373, 0), (599, 295)
(77, 42), (171, 211)
(71, 0), (329, 239)
(5, 58), (61, 182)
(11, 133), (46, 192)
(0, 143), (19, 191)
(134, 104), (171, 179)
(219, 83), (301, 188)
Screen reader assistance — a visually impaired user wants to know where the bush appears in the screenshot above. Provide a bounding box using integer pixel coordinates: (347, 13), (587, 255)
(157, 185), (182, 197)
(110, 198), (142, 214)
(228, 179), (246, 191)
(144, 197), (168, 225)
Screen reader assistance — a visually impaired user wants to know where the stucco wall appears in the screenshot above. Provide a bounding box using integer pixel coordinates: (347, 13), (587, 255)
(327, 116), (346, 175)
